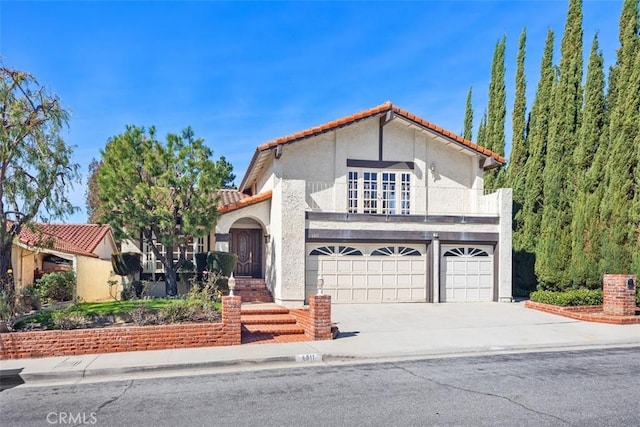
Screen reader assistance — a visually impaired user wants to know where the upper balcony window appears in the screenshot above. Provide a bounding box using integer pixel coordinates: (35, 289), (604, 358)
(348, 170), (411, 215)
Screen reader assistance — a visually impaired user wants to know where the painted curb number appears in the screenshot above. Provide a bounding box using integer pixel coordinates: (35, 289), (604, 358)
(295, 353), (323, 363)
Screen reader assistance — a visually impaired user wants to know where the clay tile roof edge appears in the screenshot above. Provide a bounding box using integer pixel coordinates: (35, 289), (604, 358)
(218, 190), (273, 214)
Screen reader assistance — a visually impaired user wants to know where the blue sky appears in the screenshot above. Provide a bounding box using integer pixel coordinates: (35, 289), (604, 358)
(1, 0), (623, 223)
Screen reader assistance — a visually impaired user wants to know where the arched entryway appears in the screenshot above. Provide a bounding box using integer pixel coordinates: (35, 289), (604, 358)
(229, 218), (265, 278)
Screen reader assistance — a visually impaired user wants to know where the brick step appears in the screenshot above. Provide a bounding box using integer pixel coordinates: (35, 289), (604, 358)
(241, 333), (308, 344)
(241, 307), (290, 315)
(241, 314), (298, 325)
(242, 324), (305, 335)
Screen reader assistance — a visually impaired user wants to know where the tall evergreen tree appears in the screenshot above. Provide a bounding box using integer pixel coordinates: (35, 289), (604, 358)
(536, 0), (583, 290)
(518, 30), (556, 254)
(569, 34), (607, 288)
(600, 0), (640, 275)
(484, 36), (507, 191)
(463, 87), (473, 141)
(507, 27), (528, 232)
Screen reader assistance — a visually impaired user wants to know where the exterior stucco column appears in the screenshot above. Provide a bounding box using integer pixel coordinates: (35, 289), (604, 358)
(272, 179), (307, 306)
(497, 188), (513, 302)
(432, 235), (440, 303)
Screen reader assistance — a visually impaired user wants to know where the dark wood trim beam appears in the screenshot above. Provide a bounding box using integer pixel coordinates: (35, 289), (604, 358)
(346, 159), (415, 170)
(306, 211), (499, 225)
(306, 228), (499, 243)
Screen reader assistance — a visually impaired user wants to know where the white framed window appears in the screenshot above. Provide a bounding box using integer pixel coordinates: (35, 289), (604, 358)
(348, 170), (411, 215)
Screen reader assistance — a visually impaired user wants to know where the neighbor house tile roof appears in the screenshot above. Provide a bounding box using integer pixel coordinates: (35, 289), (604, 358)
(257, 101), (505, 163)
(217, 189), (251, 207)
(12, 223), (113, 258)
(218, 191), (273, 214)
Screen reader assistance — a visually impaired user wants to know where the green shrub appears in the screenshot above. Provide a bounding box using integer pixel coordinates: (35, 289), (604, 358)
(210, 252), (238, 277)
(51, 306), (88, 330)
(158, 300), (194, 323)
(36, 271), (76, 303)
(111, 252), (142, 277)
(18, 285), (41, 311)
(530, 288), (603, 306)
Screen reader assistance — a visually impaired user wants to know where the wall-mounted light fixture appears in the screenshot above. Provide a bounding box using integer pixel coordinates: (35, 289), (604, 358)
(264, 234), (270, 244)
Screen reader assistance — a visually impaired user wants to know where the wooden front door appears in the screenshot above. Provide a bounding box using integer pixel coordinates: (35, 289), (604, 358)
(230, 229), (262, 278)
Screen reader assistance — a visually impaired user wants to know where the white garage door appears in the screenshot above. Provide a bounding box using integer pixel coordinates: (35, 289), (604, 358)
(306, 244), (427, 303)
(440, 245), (494, 302)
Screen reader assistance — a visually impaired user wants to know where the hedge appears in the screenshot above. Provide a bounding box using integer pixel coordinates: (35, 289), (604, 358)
(530, 289), (603, 307)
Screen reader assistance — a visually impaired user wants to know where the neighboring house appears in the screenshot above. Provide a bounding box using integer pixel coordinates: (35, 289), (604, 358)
(131, 101), (513, 305)
(11, 223), (121, 302)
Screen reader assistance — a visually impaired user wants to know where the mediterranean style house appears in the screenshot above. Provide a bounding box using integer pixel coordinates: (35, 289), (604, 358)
(132, 101), (512, 305)
(11, 223), (120, 302)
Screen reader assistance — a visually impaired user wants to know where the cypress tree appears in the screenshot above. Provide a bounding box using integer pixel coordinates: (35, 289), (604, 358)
(569, 34), (607, 288)
(484, 36), (507, 191)
(507, 28), (528, 228)
(600, 0), (640, 275)
(536, 0), (583, 290)
(518, 30), (555, 254)
(463, 87), (473, 141)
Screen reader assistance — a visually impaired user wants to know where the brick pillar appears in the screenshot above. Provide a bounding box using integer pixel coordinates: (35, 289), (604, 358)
(222, 296), (242, 345)
(603, 274), (637, 316)
(308, 294), (332, 340)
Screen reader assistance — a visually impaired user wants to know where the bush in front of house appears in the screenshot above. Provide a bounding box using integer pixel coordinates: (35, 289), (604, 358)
(36, 271), (76, 303)
(530, 288), (603, 307)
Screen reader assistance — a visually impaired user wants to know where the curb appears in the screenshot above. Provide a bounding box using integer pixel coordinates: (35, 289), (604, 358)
(10, 341), (640, 386)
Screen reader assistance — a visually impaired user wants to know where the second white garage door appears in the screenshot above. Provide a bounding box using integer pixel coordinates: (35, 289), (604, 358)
(306, 243), (427, 303)
(440, 245), (494, 302)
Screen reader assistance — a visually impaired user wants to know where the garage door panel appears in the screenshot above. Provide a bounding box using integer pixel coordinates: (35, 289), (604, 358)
(337, 260), (352, 271)
(441, 245), (494, 302)
(307, 243), (427, 303)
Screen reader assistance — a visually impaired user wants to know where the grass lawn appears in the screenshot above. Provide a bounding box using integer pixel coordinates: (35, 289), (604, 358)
(14, 298), (222, 331)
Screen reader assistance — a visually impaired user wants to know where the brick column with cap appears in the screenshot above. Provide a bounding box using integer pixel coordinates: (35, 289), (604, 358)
(603, 274), (637, 316)
(308, 294), (332, 340)
(222, 295), (242, 345)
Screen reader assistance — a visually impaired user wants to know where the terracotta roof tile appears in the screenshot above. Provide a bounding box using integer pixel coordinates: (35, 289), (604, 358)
(12, 222), (113, 258)
(218, 191), (272, 214)
(217, 189), (250, 207)
(255, 101), (505, 164)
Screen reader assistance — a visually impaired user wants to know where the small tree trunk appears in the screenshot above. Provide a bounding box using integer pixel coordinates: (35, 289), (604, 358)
(0, 242), (16, 315)
(165, 267), (178, 296)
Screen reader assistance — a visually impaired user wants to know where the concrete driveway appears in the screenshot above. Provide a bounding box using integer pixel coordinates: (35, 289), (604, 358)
(309, 301), (640, 360)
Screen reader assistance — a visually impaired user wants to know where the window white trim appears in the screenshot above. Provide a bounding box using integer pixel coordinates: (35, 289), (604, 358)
(348, 169), (411, 215)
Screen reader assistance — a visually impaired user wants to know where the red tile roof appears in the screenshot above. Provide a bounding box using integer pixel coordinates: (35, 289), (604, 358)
(218, 191), (272, 214)
(257, 101), (506, 164)
(217, 189), (250, 207)
(13, 223), (113, 258)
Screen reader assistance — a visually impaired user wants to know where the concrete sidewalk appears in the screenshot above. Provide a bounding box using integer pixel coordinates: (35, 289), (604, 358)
(2, 301), (640, 386)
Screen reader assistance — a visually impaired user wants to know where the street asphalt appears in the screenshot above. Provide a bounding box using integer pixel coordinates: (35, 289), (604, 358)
(2, 301), (640, 386)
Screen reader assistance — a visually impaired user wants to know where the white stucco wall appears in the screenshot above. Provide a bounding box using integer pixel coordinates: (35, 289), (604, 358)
(273, 116), (489, 216)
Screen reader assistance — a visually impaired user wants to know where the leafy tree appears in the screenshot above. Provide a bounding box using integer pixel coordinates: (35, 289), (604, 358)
(0, 66), (79, 304)
(569, 34), (607, 288)
(86, 158), (105, 223)
(463, 87), (473, 141)
(537, 0), (583, 289)
(484, 35), (507, 191)
(215, 155), (237, 189)
(599, 0), (640, 276)
(507, 28), (528, 219)
(518, 29), (556, 253)
(96, 125), (231, 296)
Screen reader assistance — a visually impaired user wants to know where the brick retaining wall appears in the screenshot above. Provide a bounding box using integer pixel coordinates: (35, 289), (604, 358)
(0, 296), (243, 360)
(525, 300), (640, 325)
